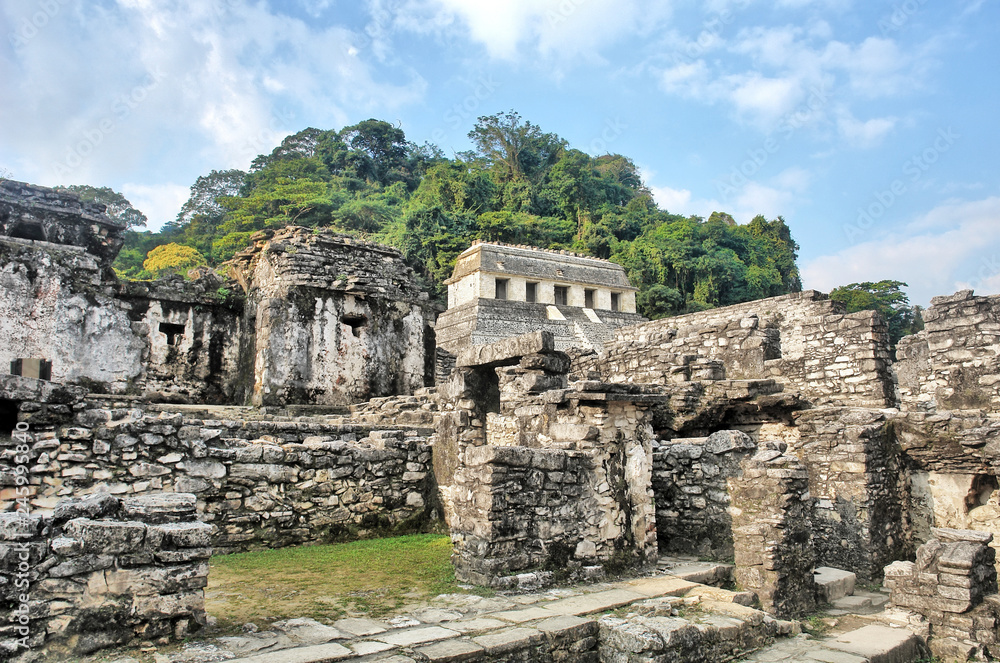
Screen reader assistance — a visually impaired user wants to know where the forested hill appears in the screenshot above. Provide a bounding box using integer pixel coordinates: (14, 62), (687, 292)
(114, 112), (802, 319)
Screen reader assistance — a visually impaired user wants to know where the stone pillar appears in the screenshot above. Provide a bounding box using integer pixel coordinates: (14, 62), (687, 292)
(793, 407), (907, 581)
(885, 528), (999, 660)
(729, 441), (816, 619)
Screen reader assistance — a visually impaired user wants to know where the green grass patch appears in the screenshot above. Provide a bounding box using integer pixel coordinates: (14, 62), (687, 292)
(207, 534), (458, 630)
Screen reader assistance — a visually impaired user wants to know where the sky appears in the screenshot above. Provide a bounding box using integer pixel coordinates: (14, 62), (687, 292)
(1, 0), (998, 306)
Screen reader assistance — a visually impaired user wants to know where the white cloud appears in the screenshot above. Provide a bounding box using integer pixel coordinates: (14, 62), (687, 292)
(836, 110), (897, 147)
(0, 0), (426, 194)
(802, 197), (1000, 305)
(726, 73), (804, 125)
(649, 176), (801, 223)
(651, 20), (930, 134)
(120, 182), (190, 231)
(394, 0), (673, 64)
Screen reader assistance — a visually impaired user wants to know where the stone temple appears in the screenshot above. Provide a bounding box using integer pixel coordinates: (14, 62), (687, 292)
(4, 179), (1000, 661)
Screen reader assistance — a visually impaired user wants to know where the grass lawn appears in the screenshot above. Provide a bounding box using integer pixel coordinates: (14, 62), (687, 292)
(207, 533), (459, 630)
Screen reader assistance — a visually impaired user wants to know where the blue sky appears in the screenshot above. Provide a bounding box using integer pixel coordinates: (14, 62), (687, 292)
(1, 0), (997, 305)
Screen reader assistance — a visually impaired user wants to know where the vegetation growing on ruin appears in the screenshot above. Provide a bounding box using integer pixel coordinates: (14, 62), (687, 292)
(207, 534), (459, 629)
(829, 280), (924, 347)
(108, 112), (803, 317)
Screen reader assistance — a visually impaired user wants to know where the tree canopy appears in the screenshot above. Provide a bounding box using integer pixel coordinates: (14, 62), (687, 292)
(104, 112), (805, 316)
(62, 185), (147, 229)
(142, 243), (207, 279)
(829, 280), (924, 347)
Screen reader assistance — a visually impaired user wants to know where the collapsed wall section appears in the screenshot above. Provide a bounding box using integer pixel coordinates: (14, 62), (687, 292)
(792, 407), (908, 581)
(441, 332), (660, 588)
(651, 430), (757, 560)
(228, 227), (433, 406)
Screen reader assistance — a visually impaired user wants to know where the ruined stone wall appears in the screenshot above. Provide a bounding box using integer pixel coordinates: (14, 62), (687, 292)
(897, 290), (1000, 413)
(792, 407), (908, 581)
(885, 528), (1000, 660)
(0, 237), (145, 392)
(450, 444), (598, 588)
(442, 332), (659, 587)
(0, 180), (125, 270)
(0, 382), (437, 553)
(651, 431), (757, 560)
(576, 290), (895, 408)
(0, 230), (243, 402)
(229, 227), (432, 406)
(0, 493), (210, 660)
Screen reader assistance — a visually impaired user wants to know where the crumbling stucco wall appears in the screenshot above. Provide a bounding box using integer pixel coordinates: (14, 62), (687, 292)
(0, 237), (145, 391)
(229, 227), (433, 407)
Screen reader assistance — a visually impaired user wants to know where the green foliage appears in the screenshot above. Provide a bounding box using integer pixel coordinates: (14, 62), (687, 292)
(829, 280), (924, 347)
(143, 243), (207, 278)
(62, 184), (147, 228)
(115, 114), (802, 310)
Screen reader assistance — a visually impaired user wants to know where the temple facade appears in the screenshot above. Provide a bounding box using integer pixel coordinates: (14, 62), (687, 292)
(435, 242), (646, 354)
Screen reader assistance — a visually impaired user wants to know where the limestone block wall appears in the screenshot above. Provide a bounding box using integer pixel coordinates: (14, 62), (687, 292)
(229, 227), (433, 406)
(575, 290), (895, 408)
(0, 385), (437, 553)
(0, 493), (210, 661)
(729, 442), (816, 619)
(792, 407), (908, 581)
(450, 444), (597, 587)
(651, 430), (757, 560)
(897, 290), (1000, 412)
(442, 335), (659, 587)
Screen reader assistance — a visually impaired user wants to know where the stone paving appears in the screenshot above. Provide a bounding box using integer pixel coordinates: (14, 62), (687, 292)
(74, 558), (928, 663)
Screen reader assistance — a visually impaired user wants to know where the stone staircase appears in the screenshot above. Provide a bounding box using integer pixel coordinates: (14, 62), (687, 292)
(814, 566), (891, 615)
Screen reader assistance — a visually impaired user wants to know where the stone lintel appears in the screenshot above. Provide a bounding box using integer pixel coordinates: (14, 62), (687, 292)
(931, 527), (994, 545)
(456, 331), (556, 368)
